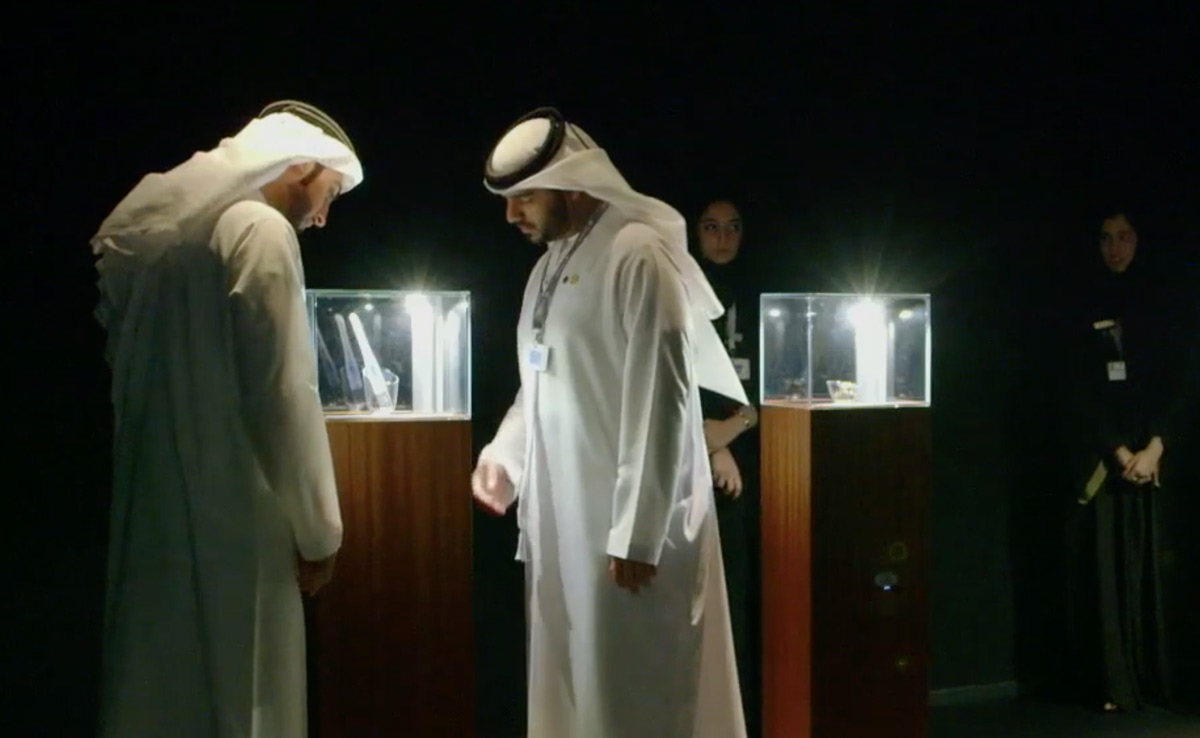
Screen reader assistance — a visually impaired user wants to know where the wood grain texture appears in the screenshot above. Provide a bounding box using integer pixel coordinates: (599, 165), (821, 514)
(307, 419), (474, 738)
(761, 405), (813, 737)
(761, 405), (931, 738)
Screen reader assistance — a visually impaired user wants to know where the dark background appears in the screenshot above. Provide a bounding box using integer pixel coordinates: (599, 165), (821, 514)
(6, 4), (1199, 736)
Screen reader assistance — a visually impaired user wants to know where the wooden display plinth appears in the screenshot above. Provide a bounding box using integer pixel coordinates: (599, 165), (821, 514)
(306, 417), (474, 738)
(760, 404), (931, 738)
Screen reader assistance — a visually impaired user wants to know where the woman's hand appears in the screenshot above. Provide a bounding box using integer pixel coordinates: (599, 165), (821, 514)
(1115, 445), (1134, 468)
(1123, 437), (1163, 486)
(703, 406), (757, 453)
(711, 447), (743, 498)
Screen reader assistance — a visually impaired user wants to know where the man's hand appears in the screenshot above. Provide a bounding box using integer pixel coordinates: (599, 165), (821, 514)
(297, 552), (337, 596)
(472, 459), (513, 516)
(609, 557), (657, 593)
(711, 447), (743, 498)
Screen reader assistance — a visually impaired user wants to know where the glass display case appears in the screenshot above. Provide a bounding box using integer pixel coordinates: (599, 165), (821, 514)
(760, 293), (930, 407)
(306, 289), (471, 419)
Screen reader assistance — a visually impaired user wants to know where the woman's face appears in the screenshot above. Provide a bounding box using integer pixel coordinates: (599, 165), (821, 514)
(1099, 214), (1137, 273)
(698, 201), (743, 265)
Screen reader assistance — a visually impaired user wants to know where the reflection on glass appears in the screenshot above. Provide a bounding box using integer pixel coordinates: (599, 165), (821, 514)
(759, 293), (931, 408)
(306, 289), (472, 419)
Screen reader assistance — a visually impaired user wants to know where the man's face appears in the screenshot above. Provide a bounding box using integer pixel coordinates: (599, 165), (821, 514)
(697, 201), (742, 265)
(1099, 214), (1137, 273)
(504, 189), (571, 244)
(285, 165), (345, 232)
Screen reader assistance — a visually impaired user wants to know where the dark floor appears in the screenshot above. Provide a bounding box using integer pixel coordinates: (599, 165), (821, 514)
(931, 697), (1200, 738)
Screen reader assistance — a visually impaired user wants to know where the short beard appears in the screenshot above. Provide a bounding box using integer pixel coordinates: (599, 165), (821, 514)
(284, 185), (313, 232)
(286, 164), (325, 232)
(533, 192), (572, 243)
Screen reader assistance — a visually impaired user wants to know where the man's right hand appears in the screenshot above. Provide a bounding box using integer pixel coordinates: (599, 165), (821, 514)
(472, 459), (513, 516)
(297, 552), (337, 596)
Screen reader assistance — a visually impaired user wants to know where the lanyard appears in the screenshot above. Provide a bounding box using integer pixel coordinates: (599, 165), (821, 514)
(531, 203), (608, 342)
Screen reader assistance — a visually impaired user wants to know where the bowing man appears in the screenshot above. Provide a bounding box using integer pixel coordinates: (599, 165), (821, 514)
(89, 100), (363, 738)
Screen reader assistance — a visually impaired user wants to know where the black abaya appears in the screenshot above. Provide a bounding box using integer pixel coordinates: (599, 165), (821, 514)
(698, 255), (761, 736)
(1061, 258), (1196, 711)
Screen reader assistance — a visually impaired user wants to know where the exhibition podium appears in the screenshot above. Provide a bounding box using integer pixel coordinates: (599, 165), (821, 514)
(306, 418), (474, 738)
(760, 405), (931, 738)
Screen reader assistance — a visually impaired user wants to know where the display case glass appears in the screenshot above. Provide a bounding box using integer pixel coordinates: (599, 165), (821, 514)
(759, 293), (931, 408)
(306, 289), (471, 420)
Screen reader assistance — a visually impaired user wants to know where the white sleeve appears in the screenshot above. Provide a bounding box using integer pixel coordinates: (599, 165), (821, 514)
(478, 388), (526, 505)
(605, 242), (691, 566)
(225, 211), (342, 561)
(476, 259), (542, 502)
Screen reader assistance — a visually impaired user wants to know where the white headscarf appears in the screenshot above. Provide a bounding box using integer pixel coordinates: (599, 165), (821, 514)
(91, 107), (363, 260)
(483, 111), (749, 405)
(90, 105), (364, 333)
(483, 114), (725, 322)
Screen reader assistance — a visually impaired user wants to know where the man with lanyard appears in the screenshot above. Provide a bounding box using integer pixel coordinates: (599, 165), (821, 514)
(90, 101), (362, 738)
(471, 107), (750, 738)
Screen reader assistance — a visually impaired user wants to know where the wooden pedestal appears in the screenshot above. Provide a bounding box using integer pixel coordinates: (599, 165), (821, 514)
(306, 418), (474, 738)
(760, 405), (931, 738)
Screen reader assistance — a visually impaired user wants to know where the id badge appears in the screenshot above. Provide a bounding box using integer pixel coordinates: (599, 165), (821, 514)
(732, 357), (751, 381)
(527, 343), (551, 373)
(1107, 361), (1126, 382)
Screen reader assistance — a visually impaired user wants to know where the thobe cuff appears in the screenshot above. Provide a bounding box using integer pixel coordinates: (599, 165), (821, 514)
(604, 532), (665, 567)
(296, 531), (342, 562)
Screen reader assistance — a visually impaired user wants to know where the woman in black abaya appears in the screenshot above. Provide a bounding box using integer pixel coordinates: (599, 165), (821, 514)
(694, 199), (762, 736)
(1062, 209), (1193, 713)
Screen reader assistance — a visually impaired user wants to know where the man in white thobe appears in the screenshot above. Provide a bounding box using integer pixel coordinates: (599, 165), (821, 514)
(471, 107), (749, 738)
(89, 101), (364, 738)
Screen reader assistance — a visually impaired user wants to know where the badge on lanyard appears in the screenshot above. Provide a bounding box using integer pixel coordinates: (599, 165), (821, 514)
(527, 342), (551, 373)
(1107, 361), (1126, 382)
(527, 204), (607, 375)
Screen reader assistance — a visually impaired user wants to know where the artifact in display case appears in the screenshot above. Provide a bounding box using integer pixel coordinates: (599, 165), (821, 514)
(759, 292), (931, 407)
(306, 289), (471, 418)
(757, 292), (933, 738)
(303, 288), (475, 738)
